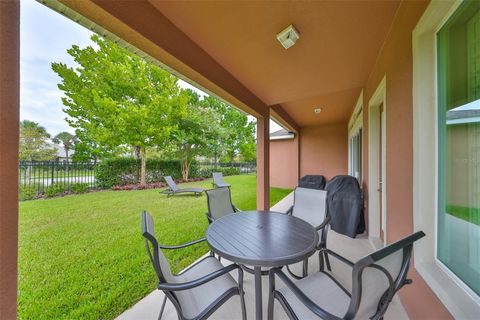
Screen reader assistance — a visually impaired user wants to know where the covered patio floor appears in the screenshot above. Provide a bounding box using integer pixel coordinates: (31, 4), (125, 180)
(117, 193), (408, 320)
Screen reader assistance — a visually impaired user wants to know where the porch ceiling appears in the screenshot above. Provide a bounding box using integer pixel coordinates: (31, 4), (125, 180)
(148, 0), (400, 127)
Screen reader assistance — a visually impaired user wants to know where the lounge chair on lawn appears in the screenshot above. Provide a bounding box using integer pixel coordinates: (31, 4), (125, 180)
(160, 176), (204, 197)
(212, 172), (231, 188)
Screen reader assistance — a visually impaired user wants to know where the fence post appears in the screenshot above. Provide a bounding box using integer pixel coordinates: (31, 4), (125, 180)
(50, 161), (55, 185)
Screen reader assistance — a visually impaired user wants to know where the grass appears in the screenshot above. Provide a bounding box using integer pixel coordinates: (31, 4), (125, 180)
(446, 205), (480, 226)
(18, 174), (292, 320)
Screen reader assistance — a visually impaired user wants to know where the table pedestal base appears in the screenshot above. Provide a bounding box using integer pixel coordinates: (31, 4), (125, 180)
(254, 266), (263, 320)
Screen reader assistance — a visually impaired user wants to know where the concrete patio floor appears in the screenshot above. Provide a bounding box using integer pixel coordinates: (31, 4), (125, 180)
(117, 192), (409, 320)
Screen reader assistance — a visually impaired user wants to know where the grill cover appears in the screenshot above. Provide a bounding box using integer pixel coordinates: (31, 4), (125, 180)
(298, 175), (326, 190)
(325, 175), (365, 238)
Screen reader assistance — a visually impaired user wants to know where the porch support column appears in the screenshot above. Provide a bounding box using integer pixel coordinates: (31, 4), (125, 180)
(0, 1), (20, 318)
(294, 132), (301, 184)
(256, 114), (270, 210)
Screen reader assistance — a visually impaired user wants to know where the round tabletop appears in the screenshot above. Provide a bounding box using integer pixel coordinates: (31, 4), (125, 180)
(206, 211), (319, 267)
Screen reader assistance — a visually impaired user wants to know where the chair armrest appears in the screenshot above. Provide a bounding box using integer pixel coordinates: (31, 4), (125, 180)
(159, 237), (206, 250)
(206, 213), (214, 223)
(286, 205), (293, 215)
(315, 216), (331, 231)
(320, 248), (354, 267)
(271, 268), (344, 320)
(158, 263), (239, 291)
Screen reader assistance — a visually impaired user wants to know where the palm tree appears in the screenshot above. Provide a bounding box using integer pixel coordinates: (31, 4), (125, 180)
(53, 132), (76, 163)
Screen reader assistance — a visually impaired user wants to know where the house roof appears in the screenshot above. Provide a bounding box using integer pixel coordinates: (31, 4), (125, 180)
(447, 99), (480, 125)
(270, 129), (294, 141)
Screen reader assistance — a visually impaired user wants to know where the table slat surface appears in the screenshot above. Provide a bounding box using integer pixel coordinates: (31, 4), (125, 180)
(206, 211), (318, 267)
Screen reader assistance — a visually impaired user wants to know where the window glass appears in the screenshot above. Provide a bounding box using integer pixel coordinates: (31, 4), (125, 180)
(349, 129), (362, 182)
(437, 0), (480, 296)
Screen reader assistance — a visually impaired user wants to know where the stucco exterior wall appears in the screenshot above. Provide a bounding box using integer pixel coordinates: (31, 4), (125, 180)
(299, 123), (348, 180)
(269, 138), (298, 189)
(362, 1), (452, 318)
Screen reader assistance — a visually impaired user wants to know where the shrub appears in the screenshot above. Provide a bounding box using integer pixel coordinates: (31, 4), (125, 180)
(44, 183), (65, 198)
(19, 185), (37, 201)
(95, 158), (200, 188)
(111, 178), (206, 191)
(199, 167), (240, 178)
(71, 182), (89, 194)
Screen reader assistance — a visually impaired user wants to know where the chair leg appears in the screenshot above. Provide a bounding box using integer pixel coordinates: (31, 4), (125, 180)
(325, 251), (331, 271)
(302, 258), (308, 277)
(158, 295), (167, 320)
(238, 268), (247, 320)
(319, 251), (325, 272)
(268, 271), (275, 320)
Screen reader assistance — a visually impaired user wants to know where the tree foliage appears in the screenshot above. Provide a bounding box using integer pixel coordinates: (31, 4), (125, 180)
(170, 89), (220, 180)
(19, 120), (57, 161)
(201, 96), (256, 162)
(71, 130), (124, 163)
(53, 35), (256, 182)
(52, 131), (76, 162)
(52, 35), (185, 184)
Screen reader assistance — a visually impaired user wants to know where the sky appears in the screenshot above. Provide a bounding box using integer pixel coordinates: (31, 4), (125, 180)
(20, 0), (282, 136)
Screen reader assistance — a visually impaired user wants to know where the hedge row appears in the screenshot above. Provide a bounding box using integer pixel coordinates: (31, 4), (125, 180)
(198, 167), (240, 178)
(19, 182), (90, 201)
(95, 158), (201, 188)
(95, 158), (243, 188)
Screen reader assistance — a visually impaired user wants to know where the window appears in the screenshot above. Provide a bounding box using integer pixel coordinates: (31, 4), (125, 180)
(437, 0), (480, 296)
(349, 129), (362, 182)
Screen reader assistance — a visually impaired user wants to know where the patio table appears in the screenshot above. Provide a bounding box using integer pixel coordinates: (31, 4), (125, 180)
(206, 210), (318, 320)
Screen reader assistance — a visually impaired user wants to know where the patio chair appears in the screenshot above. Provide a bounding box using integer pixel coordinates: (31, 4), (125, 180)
(205, 187), (241, 262)
(160, 176), (204, 197)
(141, 211), (246, 320)
(267, 231), (425, 320)
(205, 187), (240, 223)
(286, 187), (330, 278)
(212, 172), (231, 188)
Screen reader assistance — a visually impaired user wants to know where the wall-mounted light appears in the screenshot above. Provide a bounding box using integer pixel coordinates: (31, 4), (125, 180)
(276, 24), (300, 49)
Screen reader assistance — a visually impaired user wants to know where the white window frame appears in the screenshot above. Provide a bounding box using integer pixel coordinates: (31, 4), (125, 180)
(413, 0), (480, 317)
(348, 91), (363, 179)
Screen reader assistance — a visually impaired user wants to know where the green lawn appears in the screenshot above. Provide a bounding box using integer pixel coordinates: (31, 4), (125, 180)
(446, 205), (480, 226)
(18, 174), (291, 320)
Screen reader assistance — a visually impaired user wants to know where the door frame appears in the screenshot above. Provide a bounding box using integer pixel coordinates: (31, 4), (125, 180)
(368, 76), (387, 247)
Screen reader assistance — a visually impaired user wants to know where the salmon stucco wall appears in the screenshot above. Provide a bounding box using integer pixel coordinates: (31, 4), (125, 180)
(300, 123), (348, 180)
(361, 0), (452, 318)
(269, 138), (298, 189)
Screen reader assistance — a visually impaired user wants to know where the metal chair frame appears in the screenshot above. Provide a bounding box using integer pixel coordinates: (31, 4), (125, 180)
(268, 231), (425, 320)
(286, 187), (331, 279)
(142, 211), (246, 320)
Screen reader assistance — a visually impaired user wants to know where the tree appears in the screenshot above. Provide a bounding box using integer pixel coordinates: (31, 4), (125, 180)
(19, 120), (57, 161)
(52, 35), (185, 185)
(171, 89), (220, 180)
(52, 132), (76, 163)
(201, 96), (256, 162)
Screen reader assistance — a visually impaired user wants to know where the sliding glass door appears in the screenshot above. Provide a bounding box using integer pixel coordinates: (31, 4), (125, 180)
(437, 0), (480, 296)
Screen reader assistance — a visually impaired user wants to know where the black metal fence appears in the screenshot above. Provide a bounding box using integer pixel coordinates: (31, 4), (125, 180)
(18, 160), (256, 193)
(197, 162), (257, 174)
(19, 161), (97, 193)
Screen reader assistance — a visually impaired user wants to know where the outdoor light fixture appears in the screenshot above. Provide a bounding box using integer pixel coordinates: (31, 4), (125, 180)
(314, 108), (322, 114)
(276, 24), (300, 49)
